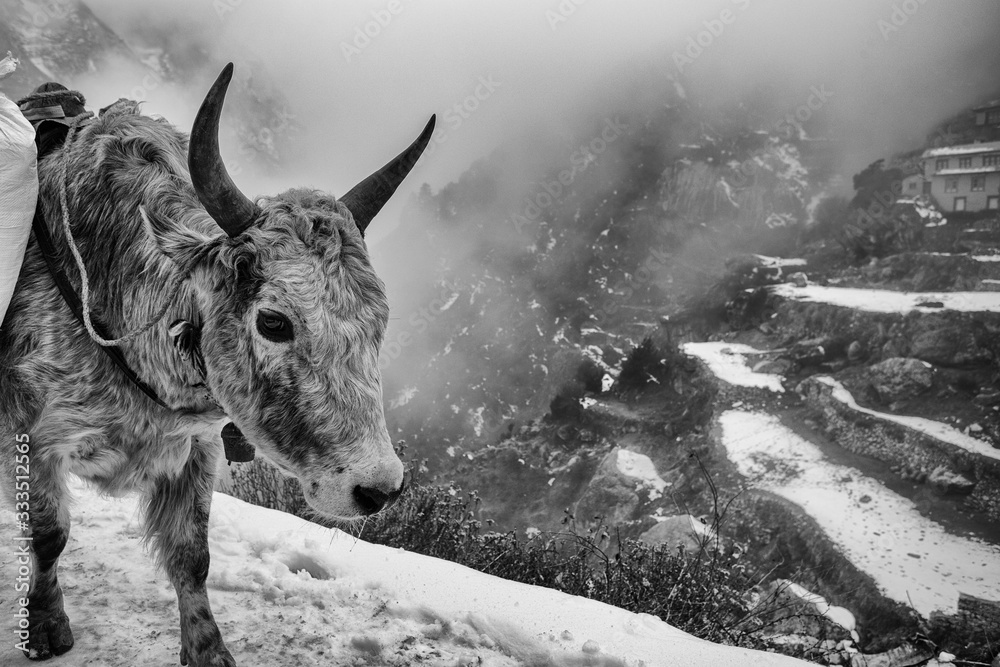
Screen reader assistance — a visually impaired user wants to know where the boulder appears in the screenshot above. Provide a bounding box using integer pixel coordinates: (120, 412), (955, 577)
(909, 321), (990, 367)
(927, 466), (976, 496)
(573, 448), (640, 526)
(753, 358), (794, 375)
(974, 389), (1000, 407)
(848, 642), (934, 667)
(866, 357), (933, 403)
(638, 514), (713, 552)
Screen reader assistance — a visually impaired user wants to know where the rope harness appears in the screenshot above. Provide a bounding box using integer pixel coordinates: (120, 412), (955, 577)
(18, 86), (254, 463)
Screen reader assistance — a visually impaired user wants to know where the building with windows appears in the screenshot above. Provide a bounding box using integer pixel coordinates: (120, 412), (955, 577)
(973, 100), (1000, 129)
(902, 140), (1000, 212)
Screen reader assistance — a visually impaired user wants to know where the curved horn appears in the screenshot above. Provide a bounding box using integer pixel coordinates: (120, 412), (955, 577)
(340, 115), (436, 235)
(189, 63), (260, 237)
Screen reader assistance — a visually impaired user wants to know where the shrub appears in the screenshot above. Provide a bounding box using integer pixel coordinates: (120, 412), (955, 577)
(224, 460), (825, 653)
(839, 206), (924, 261)
(927, 608), (1000, 664)
(617, 337), (672, 393)
(549, 382), (588, 422)
(225, 458), (307, 517)
(360, 486), (776, 648)
(576, 357), (606, 393)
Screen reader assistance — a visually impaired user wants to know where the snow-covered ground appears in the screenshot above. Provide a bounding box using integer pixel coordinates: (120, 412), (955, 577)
(682, 342), (785, 392)
(616, 449), (670, 500)
(720, 410), (1000, 617)
(771, 283), (1000, 313)
(815, 376), (1000, 463)
(1, 478), (810, 667)
(753, 255), (807, 268)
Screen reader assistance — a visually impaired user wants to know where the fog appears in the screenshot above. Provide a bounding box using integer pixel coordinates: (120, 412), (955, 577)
(80, 0), (1000, 246)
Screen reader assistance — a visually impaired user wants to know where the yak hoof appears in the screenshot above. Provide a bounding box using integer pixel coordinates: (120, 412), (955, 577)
(23, 611), (74, 660)
(179, 643), (237, 667)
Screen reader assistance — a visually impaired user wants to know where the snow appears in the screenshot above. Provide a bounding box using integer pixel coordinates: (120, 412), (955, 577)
(389, 386), (418, 409)
(0, 478), (811, 667)
(469, 406), (486, 437)
(805, 194), (824, 226)
(682, 342), (785, 392)
(973, 254), (1000, 262)
(922, 140), (1000, 157)
(719, 179), (739, 207)
(898, 197), (946, 225)
(719, 411), (1000, 616)
(754, 254), (807, 268)
(777, 580), (857, 639)
(771, 283), (1000, 313)
(814, 376), (1000, 463)
(764, 212), (796, 229)
(439, 291), (460, 312)
(616, 450), (669, 500)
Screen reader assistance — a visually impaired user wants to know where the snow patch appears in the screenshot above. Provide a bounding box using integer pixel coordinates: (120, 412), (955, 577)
(616, 450), (669, 500)
(754, 254), (807, 268)
(389, 386), (418, 409)
(682, 342), (785, 392)
(814, 376), (1000, 462)
(778, 580), (858, 639)
(719, 410), (1000, 616)
(1, 478), (814, 666)
(771, 283), (1000, 314)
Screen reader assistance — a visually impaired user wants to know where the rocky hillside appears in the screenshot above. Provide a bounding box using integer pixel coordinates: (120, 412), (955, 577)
(370, 91), (1000, 663)
(376, 99), (837, 471)
(0, 0), (295, 175)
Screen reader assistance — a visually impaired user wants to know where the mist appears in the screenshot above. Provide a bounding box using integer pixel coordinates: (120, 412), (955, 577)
(75, 1), (1000, 252)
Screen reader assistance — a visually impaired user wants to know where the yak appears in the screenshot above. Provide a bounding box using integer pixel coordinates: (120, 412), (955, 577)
(1, 63), (434, 665)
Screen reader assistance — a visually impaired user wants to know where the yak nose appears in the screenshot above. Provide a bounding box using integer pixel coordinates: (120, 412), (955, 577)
(353, 482), (403, 515)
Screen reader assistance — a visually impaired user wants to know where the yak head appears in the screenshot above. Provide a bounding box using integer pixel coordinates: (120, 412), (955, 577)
(145, 63), (433, 520)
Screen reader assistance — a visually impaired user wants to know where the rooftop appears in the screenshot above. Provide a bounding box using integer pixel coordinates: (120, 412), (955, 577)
(972, 99), (1000, 112)
(922, 140), (1000, 158)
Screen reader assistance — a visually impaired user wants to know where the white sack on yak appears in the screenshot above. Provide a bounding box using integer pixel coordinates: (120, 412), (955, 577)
(0, 52), (38, 325)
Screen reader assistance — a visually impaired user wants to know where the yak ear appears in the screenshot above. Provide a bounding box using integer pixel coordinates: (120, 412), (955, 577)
(141, 205), (212, 267)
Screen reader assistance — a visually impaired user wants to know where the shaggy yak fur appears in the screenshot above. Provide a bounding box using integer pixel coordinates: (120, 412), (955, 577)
(1, 67), (430, 665)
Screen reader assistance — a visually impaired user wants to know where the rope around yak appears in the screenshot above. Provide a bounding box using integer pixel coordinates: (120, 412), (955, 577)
(57, 116), (216, 347)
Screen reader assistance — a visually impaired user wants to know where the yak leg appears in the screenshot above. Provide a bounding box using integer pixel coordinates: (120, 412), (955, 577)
(23, 460), (74, 660)
(146, 438), (235, 667)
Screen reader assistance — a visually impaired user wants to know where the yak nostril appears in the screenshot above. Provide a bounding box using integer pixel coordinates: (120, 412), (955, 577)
(353, 484), (404, 515)
(353, 485), (389, 515)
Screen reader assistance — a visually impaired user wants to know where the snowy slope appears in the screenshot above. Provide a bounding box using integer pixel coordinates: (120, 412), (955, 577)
(770, 283), (1000, 313)
(1, 478), (809, 667)
(719, 411), (1000, 617)
(682, 342), (785, 393)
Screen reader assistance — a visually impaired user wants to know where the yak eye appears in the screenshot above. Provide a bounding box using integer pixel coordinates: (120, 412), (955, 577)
(256, 310), (294, 342)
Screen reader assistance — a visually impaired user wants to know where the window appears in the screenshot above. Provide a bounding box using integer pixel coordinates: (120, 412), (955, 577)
(972, 175), (986, 191)
(907, 180), (917, 191)
(936, 158), (949, 170)
(988, 110), (1000, 124)
(954, 197), (966, 212)
(985, 154), (1000, 166)
(922, 181), (932, 195)
(959, 157), (973, 168)
(988, 195), (1000, 211)
(945, 177), (959, 193)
